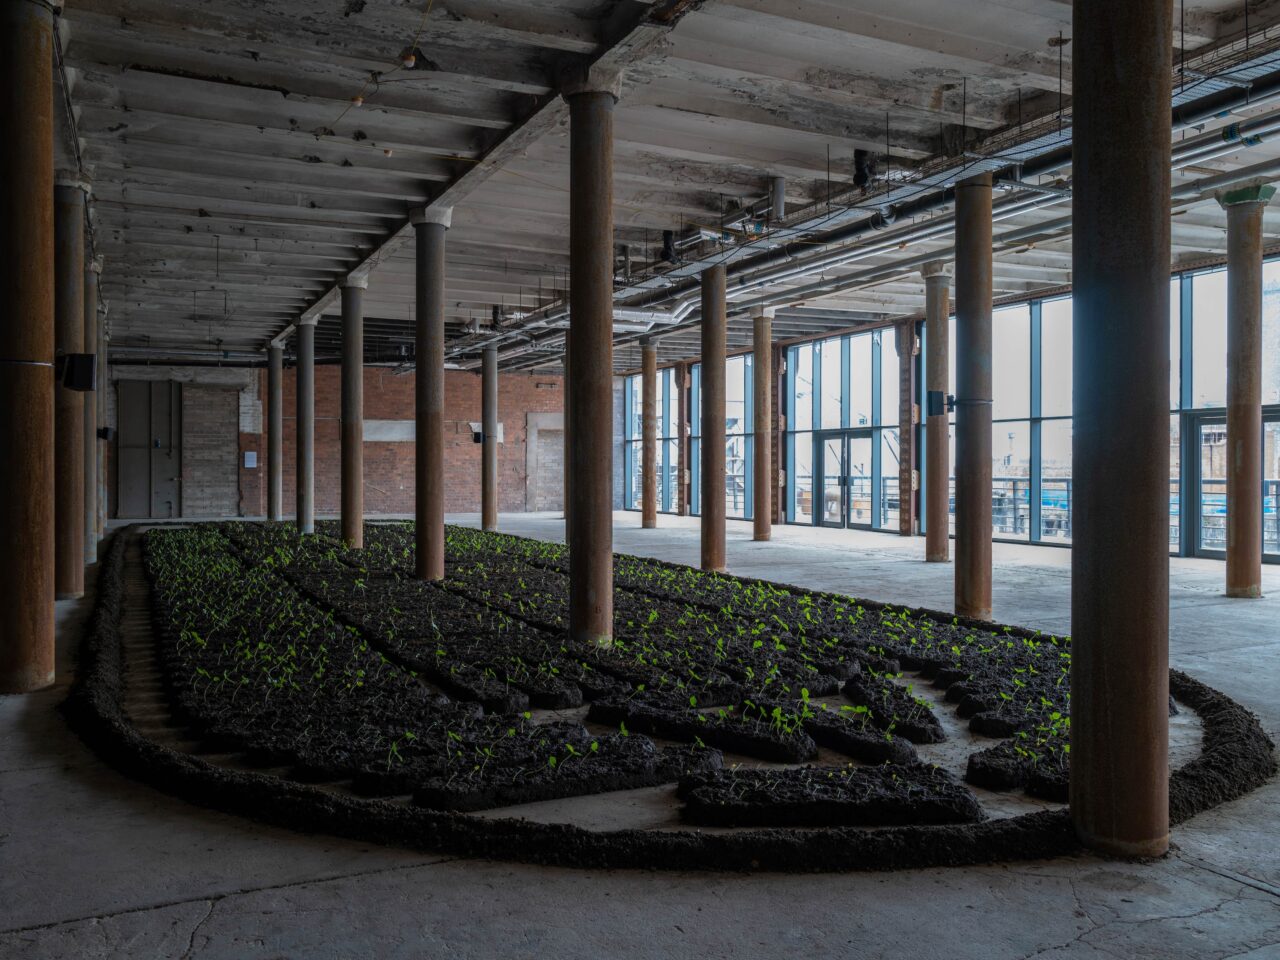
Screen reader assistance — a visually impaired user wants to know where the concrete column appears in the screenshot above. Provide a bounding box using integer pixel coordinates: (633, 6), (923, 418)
(96, 312), (108, 537)
(953, 174), (992, 619)
(922, 261), (953, 562)
(640, 337), (658, 528)
(895, 320), (918, 536)
(295, 317), (317, 534)
(340, 278), (366, 548)
(1071, 0), (1173, 859)
(0, 0), (56, 693)
(563, 336), (572, 527)
(565, 82), (617, 646)
(481, 343), (498, 531)
(267, 343), (284, 520)
(54, 177), (87, 599)
(700, 264), (727, 572)
(1219, 186), (1273, 598)
(83, 256), (101, 562)
(752, 307), (773, 541)
(675, 361), (689, 515)
(412, 207), (451, 581)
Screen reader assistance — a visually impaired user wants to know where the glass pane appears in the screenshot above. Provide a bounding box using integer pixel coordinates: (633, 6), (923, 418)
(948, 426), (957, 536)
(690, 364), (701, 438)
(878, 429), (900, 530)
(1192, 270), (1227, 409)
(792, 347), (813, 432)
(1041, 298), (1072, 419)
(1170, 415), (1181, 549)
(792, 432), (812, 523)
(847, 435), (873, 526)
(948, 314), (957, 402)
(1171, 277), (1182, 410)
(660, 368), (675, 438)
(993, 422), (1032, 539)
(689, 437), (700, 516)
(1265, 262), (1280, 405)
(727, 356), (747, 436)
(1266, 420), (1280, 554)
(1199, 421), (1228, 551)
(726, 434), (748, 518)
(1040, 419), (1072, 542)
(628, 376), (642, 440)
(880, 329), (900, 426)
(663, 439), (678, 512)
(628, 440), (642, 510)
(819, 338), (843, 429)
(849, 334), (873, 427)
(993, 305), (1031, 420)
(820, 435), (845, 524)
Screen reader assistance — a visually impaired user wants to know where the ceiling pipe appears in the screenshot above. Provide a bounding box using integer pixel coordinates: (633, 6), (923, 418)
(465, 64), (1280, 369)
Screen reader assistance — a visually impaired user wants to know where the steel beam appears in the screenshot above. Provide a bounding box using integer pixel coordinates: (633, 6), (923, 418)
(1071, 0), (1173, 859)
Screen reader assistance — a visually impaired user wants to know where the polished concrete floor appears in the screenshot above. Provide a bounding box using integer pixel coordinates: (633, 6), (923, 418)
(2, 513), (1277, 959)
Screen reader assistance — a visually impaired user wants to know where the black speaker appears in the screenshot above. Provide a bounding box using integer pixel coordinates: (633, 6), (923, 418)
(58, 353), (97, 391)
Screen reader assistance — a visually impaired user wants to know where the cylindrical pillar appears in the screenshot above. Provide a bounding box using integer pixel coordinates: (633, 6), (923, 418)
(482, 343), (499, 531)
(953, 173), (992, 619)
(1220, 187), (1272, 598)
(563, 336), (572, 527)
(922, 261), (953, 562)
(700, 264), (727, 572)
(54, 177), (87, 599)
(565, 85), (616, 646)
(412, 208), (450, 580)
(1071, 0), (1173, 859)
(340, 279), (366, 548)
(295, 318), (316, 534)
(96, 313), (107, 538)
(83, 256), (101, 563)
(640, 338), (658, 528)
(0, 0), (56, 693)
(752, 308), (773, 541)
(267, 343), (283, 520)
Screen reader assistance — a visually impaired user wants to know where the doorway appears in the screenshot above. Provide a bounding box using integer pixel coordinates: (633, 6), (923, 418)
(813, 429), (876, 529)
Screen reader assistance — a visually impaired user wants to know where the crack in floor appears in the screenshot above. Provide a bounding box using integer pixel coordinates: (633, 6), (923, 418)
(0, 856), (459, 937)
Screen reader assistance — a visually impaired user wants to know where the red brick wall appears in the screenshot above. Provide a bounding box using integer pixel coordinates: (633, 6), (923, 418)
(275, 365), (563, 516)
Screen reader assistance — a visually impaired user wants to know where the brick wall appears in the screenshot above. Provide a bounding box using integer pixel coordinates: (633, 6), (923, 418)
(276, 365), (564, 516)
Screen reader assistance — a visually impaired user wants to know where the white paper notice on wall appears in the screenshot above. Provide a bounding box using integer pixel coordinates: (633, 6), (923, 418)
(244, 451), (258, 469)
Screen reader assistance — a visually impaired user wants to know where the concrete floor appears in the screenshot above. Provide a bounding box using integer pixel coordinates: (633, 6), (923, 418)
(2, 513), (1278, 959)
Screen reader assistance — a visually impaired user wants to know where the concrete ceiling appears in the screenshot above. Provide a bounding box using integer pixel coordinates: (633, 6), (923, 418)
(56, 0), (1280, 370)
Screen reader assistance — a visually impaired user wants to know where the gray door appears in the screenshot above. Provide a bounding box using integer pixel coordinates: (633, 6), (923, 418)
(115, 380), (182, 518)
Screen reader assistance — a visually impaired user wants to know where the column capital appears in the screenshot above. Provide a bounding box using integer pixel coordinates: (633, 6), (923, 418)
(340, 275), (369, 290)
(920, 260), (952, 282)
(88, 255), (104, 275)
(750, 305), (776, 320)
(409, 206), (452, 228)
(1216, 183), (1277, 209)
(640, 335), (659, 350)
(296, 316), (320, 327)
(559, 63), (623, 101)
(54, 171), (91, 195)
